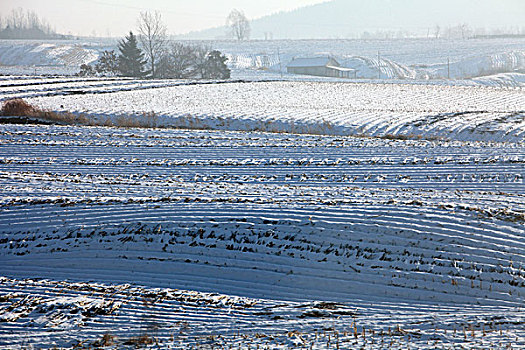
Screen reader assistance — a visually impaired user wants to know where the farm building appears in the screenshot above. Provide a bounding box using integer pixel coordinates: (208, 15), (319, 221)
(287, 57), (356, 78)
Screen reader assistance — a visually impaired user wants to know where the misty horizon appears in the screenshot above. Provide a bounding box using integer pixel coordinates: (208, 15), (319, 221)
(1, 0), (524, 39)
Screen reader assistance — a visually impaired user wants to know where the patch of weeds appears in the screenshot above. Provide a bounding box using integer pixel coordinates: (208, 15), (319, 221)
(123, 334), (155, 347)
(91, 333), (116, 347)
(0, 99), (91, 125)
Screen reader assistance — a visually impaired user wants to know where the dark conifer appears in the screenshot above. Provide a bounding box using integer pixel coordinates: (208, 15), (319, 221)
(117, 31), (146, 77)
(203, 50), (231, 79)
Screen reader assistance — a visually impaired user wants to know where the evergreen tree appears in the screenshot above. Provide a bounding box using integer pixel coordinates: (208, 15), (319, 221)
(117, 31), (146, 77)
(202, 50), (230, 79)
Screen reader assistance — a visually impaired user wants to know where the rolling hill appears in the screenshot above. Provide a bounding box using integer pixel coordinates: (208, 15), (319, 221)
(180, 0), (525, 39)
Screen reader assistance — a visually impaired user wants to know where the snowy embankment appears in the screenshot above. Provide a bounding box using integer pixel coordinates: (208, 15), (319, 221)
(0, 125), (524, 348)
(21, 80), (525, 142)
(0, 40), (104, 75)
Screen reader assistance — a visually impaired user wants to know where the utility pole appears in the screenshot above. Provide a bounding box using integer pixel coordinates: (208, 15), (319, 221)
(447, 57), (450, 79)
(378, 51), (381, 80)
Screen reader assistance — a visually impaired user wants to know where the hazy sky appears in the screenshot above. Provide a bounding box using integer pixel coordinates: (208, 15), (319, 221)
(0, 0), (328, 36)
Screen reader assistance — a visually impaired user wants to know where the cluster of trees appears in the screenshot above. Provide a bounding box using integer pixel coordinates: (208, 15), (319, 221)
(79, 12), (230, 79)
(156, 43), (230, 79)
(357, 24), (525, 40)
(80, 11), (230, 80)
(432, 24), (472, 40)
(358, 25), (473, 40)
(81, 33), (230, 79)
(0, 7), (60, 39)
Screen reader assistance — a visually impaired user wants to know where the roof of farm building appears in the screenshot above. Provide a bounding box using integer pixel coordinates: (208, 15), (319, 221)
(326, 65), (356, 72)
(287, 57), (340, 68)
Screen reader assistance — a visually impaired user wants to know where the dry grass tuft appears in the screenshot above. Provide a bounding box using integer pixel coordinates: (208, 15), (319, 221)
(114, 112), (159, 128)
(0, 99), (36, 116)
(380, 133), (442, 141)
(1, 99), (90, 125)
(0, 100), (444, 141)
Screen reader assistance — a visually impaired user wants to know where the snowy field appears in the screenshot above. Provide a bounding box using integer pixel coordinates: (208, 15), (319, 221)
(0, 124), (524, 349)
(13, 79), (525, 142)
(0, 36), (524, 349)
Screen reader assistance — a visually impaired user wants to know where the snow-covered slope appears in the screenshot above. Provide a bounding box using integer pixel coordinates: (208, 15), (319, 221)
(0, 39), (112, 75)
(0, 41), (102, 66)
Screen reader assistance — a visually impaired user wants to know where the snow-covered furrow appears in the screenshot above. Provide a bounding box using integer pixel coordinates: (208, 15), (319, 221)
(1, 278), (522, 350)
(0, 78), (136, 99)
(0, 41), (100, 68)
(0, 78), (205, 101)
(0, 124), (523, 348)
(0, 168), (522, 198)
(1, 202), (524, 304)
(0, 126), (523, 205)
(0, 76), (132, 88)
(0, 125), (523, 305)
(25, 81), (525, 142)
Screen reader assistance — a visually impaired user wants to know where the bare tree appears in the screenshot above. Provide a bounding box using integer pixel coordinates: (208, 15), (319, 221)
(138, 11), (167, 79)
(459, 23), (471, 39)
(8, 8), (25, 29)
(193, 44), (211, 78)
(433, 24), (441, 39)
(168, 43), (199, 78)
(226, 9), (250, 41)
(0, 8), (57, 39)
(26, 10), (40, 29)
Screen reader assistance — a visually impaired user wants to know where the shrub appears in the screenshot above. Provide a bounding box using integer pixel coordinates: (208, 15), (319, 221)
(95, 50), (119, 76)
(78, 64), (95, 77)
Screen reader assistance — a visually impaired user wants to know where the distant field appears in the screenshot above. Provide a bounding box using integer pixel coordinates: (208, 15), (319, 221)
(1, 37), (524, 83)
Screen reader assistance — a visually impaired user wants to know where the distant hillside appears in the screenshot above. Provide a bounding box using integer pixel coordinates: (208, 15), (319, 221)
(180, 0), (525, 39)
(0, 27), (66, 40)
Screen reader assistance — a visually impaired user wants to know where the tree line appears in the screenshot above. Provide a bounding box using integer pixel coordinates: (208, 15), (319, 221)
(0, 7), (60, 39)
(80, 11), (230, 80)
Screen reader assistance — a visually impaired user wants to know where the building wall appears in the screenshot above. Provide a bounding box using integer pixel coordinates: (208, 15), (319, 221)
(287, 66), (330, 77)
(287, 66), (353, 78)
